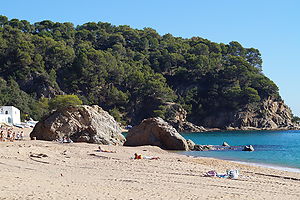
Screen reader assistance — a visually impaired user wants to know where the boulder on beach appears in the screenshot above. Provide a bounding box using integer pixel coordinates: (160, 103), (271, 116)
(30, 105), (125, 145)
(124, 117), (189, 150)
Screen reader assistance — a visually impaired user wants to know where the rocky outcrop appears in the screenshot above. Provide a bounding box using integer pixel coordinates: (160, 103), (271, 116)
(164, 103), (207, 132)
(186, 139), (196, 150)
(124, 117), (189, 150)
(30, 105), (125, 145)
(233, 98), (296, 130)
(243, 145), (255, 151)
(193, 145), (215, 151)
(222, 142), (230, 147)
(202, 98), (298, 130)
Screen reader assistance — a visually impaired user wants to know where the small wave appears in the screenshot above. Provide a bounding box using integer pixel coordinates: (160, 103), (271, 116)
(234, 161), (300, 173)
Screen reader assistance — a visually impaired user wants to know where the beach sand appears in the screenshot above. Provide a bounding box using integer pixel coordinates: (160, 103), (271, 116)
(0, 128), (300, 199)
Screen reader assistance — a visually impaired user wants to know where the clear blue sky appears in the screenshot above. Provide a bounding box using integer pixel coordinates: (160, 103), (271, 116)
(1, 0), (300, 116)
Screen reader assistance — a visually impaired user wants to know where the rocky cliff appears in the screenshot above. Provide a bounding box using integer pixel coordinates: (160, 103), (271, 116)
(163, 103), (207, 132)
(202, 98), (298, 130)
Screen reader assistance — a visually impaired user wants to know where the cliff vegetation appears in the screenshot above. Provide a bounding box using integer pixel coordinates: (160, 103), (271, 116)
(0, 15), (294, 129)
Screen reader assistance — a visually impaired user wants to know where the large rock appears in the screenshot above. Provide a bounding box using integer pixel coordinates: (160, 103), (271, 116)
(124, 117), (189, 150)
(30, 105), (125, 145)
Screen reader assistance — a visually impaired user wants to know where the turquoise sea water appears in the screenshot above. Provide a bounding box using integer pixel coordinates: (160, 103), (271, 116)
(180, 130), (300, 171)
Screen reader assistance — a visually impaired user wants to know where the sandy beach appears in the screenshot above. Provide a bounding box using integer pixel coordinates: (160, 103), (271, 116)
(0, 128), (300, 200)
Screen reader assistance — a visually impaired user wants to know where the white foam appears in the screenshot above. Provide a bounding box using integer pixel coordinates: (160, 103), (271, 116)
(181, 152), (300, 173)
(232, 160), (300, 173)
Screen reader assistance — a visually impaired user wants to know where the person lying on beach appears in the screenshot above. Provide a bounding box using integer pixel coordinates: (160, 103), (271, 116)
(133, 153), (160, 160)
(134, 153), (143, 159)
(96, 146), (116, 153)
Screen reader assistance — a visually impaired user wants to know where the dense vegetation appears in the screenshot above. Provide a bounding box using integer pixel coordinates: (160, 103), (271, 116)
(0, 16), (281, 126)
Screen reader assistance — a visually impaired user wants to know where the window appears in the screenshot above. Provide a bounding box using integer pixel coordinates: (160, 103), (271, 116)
(5, 111), (8, 114)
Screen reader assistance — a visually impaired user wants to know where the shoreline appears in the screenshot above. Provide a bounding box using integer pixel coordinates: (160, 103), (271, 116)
(6, 127), (300, 174)
(180, 129), (300, 174)
(182, 127), (300, 134)
(234, 160), (300, 173)
(179, 152), (300, 173)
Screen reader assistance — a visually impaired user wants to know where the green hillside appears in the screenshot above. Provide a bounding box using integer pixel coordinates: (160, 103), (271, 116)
(0, 16), (280, 127)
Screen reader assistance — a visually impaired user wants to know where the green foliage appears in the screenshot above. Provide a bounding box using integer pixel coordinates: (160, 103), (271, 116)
(243, 87), (261, 103)
(292, 115), (300, 123)
(109, 107), (122, 123)
(153, 105), (168, 118)
(48, 95), (83, 111)
(0, 15), (282, 126)
(0, 77), (44, 120)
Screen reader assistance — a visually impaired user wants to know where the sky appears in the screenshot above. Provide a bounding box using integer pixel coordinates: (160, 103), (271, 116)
(1, 0), (300, 116)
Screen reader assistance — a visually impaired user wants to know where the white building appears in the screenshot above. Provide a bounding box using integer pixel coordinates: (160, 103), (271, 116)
(0, 106), (21, 125)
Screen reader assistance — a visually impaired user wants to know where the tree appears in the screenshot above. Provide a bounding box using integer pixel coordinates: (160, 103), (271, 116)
(243, 87), (261, 103)
(0, 15), (8, 27)
(48, 95), (82, 111)
(292, 115), (300, 123)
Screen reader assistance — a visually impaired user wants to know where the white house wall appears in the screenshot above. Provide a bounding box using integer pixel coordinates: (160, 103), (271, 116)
(0, 106), (21, 125)
(0, 114), (10, 124)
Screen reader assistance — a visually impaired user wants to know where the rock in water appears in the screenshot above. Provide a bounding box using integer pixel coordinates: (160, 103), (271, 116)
(193, 145), (215, 151)
(222, 142), (230, 147)
(243, 145), (255, 151)
(30, 105), (125, 145)
(186, 139), (196, 150)
(124, 117), (189, 150)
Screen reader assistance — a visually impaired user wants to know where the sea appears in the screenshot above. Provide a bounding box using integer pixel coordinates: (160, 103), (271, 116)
(180, 130), (300, 172)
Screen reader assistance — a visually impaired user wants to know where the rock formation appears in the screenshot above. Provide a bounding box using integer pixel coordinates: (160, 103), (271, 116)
(164, 103), (207, 132)
(202, 98), (297, 130)
(124, 117), (189, 150)
(30, 105), (125, 145)
(193, 145), (215, 151)
(222, 142), (230, 147)
(243, 145), (255, 151)
(186, 139), (196, 150)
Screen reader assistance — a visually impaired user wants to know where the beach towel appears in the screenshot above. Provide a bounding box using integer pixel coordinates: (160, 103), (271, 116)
(206, 170), (218, 177)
